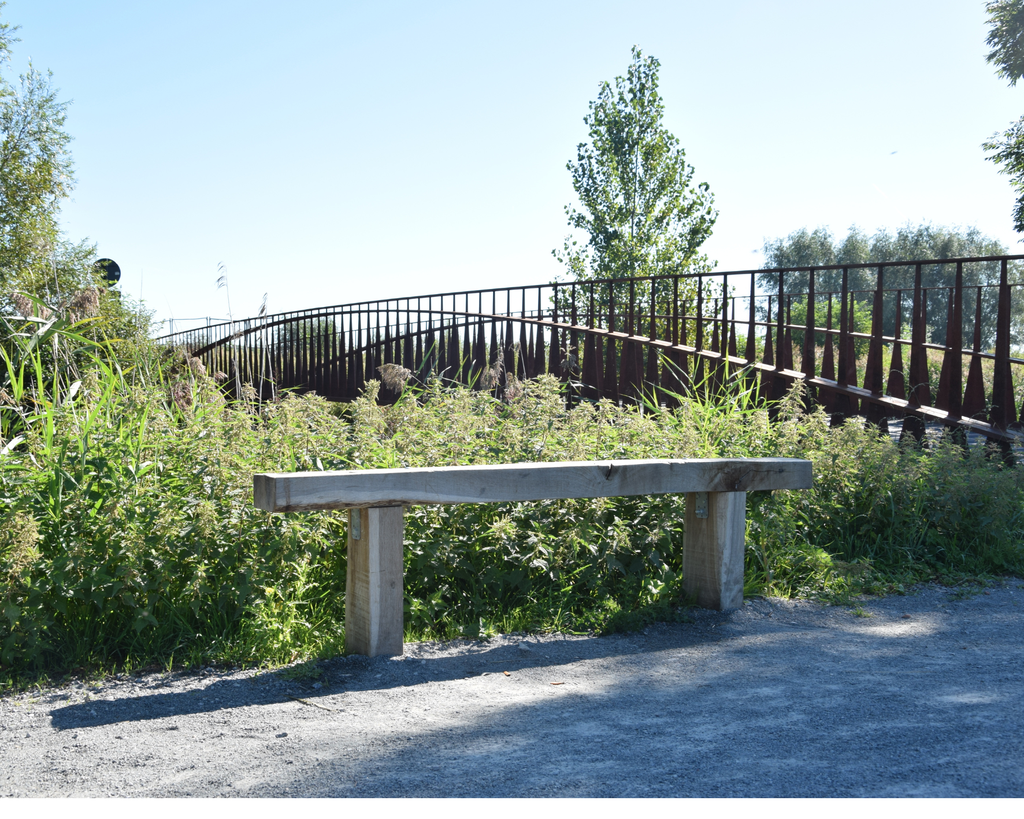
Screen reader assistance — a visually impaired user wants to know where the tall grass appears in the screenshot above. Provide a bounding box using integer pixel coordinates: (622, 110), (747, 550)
(2, 323), (1023, 687)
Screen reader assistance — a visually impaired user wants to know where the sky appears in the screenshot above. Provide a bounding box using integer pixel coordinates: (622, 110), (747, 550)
(4, 0), (1023, 334)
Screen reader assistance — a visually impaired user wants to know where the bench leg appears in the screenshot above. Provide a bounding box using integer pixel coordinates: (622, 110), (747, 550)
(683, 491), (746, 610)
(345, 505), (405, 657)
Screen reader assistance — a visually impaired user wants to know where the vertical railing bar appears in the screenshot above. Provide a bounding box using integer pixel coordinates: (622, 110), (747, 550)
(672, 276), (679, 346)
(803, 268), (816, 381)
(745, 273), (756, 365)
(775, 271), (785, 374)
(991, 258), (1016, 432)
(606, 280), (618, 403)
(646, 277), (660, 396)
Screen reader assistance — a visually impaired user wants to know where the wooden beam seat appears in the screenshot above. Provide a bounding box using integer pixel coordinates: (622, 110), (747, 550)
(253, 458), (812, 657)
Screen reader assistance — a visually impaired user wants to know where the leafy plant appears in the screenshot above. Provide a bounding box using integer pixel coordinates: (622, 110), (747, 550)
(2, 331), (1023, 688)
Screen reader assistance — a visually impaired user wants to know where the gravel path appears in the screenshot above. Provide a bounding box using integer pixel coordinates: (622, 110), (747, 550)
(3, 579), (1023, 797)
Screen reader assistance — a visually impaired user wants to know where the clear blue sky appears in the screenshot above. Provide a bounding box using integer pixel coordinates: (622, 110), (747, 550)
(5, 0), (1022, 333)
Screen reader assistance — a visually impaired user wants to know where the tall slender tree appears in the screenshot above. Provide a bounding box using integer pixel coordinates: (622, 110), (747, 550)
(554, 46), (717, 295)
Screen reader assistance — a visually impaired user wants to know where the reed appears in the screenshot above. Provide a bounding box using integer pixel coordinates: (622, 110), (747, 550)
(2, 324), (1023, 688)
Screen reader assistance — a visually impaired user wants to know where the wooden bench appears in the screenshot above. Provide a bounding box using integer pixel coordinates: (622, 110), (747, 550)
(253, 458), (812, 657)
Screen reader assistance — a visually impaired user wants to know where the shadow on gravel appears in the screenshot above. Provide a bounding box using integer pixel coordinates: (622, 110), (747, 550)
(37, 589), (1024, 796)
(257, 607), (1024, 797)
(47, 624), (734, 731)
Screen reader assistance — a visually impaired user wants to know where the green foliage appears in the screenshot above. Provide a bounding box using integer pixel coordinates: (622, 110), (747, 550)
(761, 224), (1009, 284)
(553, 46), (716, 321)
(0, 4), (89, 311)
(984, 117), (1024, 234)
(786, 295), (872, 356)
(748, 389), (1024, 598)
(1, 324), (354, 675)
(985, 2), (1024, 233)
(77, 289), (157, 360)
(0, 5), (153, 355)
(761, 226), (875, 297)
(986, 0), (1024, 86)
(759, 224), (1019, 346)
(2, 329), (1023, 684)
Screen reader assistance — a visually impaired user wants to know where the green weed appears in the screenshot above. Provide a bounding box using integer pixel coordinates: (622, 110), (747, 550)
(2, 322), (1023, 686)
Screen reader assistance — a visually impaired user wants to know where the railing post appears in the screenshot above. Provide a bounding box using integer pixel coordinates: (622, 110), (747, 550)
(991, 258), (1016, 433)
(605, 282), (619, 403)
(355, 311), (366, 392)
(820, 295), (836, 414)
(759, 295), (775, 405)
(646, 278), (660, 398)
(728, 299), (738, 359)
(619, 278), (639, 402)
(963, 286), (986, 420)
(802, 269), (817, 406)
(473, 315), (486, 390)
(782, 296), (795, 373)
(519, 317), (530, 380)
(678, 296), (690, 392)
(742, 276), (757, 398)
(886, 290), (906, 404)
(462, 314), (473, 386)
(565, 285), (578, 404)
(936, 264), (965, 420)
(695, 275), (705, 391)
(456, 309), (467, 387)
(719, 275), (731, 386)
(548, 285), (560, 381)
(582, 287), (600, 400)
(489, 297), (499, 392)
(903, 265), (930, 443)
(863, 266), (887, 430)
(534, 287), (546, 377)
(744, 274), (756, 365)
(768, 274), (789, 404)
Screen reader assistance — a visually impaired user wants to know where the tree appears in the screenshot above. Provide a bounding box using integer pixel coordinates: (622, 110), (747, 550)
(984, 1), (1024, 233)
(0, 4), (99, 314)
(758, 223), (1021, 346)
(985, 0), (1024, 85)
(761, 226), (873, 294)
(553, 46), (717, 325)
(0, 3), (155, 369)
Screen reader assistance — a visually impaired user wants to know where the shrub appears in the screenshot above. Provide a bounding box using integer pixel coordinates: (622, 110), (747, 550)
(2, 333), (1023, 683)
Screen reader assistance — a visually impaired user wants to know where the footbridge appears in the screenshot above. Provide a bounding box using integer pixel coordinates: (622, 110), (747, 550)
(159, 255), (1024, 443)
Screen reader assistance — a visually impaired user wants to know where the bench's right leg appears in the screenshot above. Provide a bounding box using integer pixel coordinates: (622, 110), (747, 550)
(683, 491), (746, 610)
(345, 505), (405, 657)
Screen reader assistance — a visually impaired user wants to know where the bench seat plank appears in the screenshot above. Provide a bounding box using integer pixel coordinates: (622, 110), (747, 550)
(254, 458), (812, 512)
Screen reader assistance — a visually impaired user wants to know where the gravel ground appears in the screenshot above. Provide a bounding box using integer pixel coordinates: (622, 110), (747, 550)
(2, 579), (1023, 798)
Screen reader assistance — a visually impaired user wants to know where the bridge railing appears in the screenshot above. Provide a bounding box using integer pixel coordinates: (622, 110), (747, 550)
(158, 255), (1024, 442)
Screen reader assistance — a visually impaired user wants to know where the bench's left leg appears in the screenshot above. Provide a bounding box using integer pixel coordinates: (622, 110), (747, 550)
(683, 491), (746, 610)
(345, 505), (405, 657)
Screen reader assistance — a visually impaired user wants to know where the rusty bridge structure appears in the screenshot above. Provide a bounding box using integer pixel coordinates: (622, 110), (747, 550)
(160, 255), (1024, 444)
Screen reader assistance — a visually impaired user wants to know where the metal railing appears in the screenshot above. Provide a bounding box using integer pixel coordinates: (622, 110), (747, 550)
(158, 254), (1024, 442)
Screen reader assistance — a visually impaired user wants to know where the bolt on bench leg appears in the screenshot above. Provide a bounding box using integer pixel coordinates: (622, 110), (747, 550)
(345, 505), (405, 657)
(683, 491), (746, 611)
